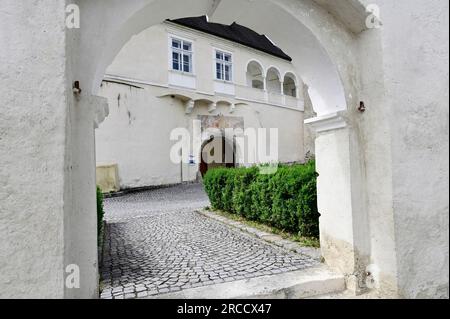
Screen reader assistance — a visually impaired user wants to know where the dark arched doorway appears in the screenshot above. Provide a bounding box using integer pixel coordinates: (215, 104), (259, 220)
(199, 136), (236, 177)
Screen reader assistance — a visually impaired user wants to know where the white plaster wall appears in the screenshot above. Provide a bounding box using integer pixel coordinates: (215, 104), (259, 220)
(62, 0), (450, 299)
(96, 82), (186, 189)
(96, 81), (304, 189)
(64, 95), (103, 299)
(106, 22), (300, 94)
(303, 85), (316, 159)
(376, 0), (449, 298)
(2, 0), (448, 299)
(316, 129), (356, 270)
(0, 0), (68, 298)
(356, 23), (399, 296)
(189, 100), (304, 165)
(97, 21), (304, 189)
(106, 25), (169, 86)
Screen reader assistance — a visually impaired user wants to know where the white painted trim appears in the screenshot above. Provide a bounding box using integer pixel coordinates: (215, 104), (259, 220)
(103, 74), (303, 112)
(213, 47), (234, 84)
(168, 70), (197, 90)
(235, 96), (304, 112)
(266, 65), (282, 79)
(185, 100), (195, 114)
(208, 102), (217, 113)
(246, 59), (266, 79)
(304, 113), (347, 133)
(196, 90), (215, 97)
(283, 71), (298, 86)
(168, 33), (196, 75)
(103, 74), (168, 88)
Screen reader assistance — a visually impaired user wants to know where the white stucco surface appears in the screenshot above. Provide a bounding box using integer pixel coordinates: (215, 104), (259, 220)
(96, 81), (304, 189)
(377, 0), (449, 298)
(0, 0), (68, 298)
(96, 22), (305, 189)
(1, 0), (448, 299)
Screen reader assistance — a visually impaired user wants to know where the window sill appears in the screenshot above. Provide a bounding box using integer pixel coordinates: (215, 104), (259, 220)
(214, 79), (234, 85)
(169, 69), (196, 78)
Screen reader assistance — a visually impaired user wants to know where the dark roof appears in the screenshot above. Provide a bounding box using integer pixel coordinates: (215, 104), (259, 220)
(167, 16), (292, 62)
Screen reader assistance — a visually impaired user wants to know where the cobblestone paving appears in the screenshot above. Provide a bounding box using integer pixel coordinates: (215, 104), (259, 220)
(100, 184), (318, 299)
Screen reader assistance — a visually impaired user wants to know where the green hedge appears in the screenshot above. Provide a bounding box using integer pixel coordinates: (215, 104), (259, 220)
(203, 161), (319, 238)
(97, 186), (105, 244)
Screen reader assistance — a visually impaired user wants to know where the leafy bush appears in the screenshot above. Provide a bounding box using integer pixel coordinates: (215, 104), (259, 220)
(231, 167), (258, 219)
(250, 173), (273, 224)
(203, 161), (319, 238)
(97, 186), (105, 244)
(203, 168), (228, 211)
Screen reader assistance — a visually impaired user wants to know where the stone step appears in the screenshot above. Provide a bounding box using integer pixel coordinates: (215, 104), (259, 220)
(147, 265), (345, 299)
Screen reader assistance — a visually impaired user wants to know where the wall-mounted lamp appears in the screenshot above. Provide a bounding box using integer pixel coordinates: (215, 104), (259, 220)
(358, 101), (366, 113)
(73, 81), (82, 95)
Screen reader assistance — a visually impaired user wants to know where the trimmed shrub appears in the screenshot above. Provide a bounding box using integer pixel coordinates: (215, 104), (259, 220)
(204, 168), (229, 210)
(250, 173), (273, 224)
(232, 166), (258, 219)
(97, 186), (105, 244)
(203, 161), (319, 238)
(221, 169), (236, 212)
(297, 161), (320, 237)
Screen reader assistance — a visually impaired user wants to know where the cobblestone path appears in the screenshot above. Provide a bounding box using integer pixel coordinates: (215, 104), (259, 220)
(99, 184), (318, 299)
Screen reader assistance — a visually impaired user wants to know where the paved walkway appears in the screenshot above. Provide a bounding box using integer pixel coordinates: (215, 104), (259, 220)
(100, 184), (318, 299)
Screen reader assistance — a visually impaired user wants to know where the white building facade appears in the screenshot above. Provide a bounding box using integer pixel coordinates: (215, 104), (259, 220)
(1, 0), (448, 299)
(96, 17), (306, 191)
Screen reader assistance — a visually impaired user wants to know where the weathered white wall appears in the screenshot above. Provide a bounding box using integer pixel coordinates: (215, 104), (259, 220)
(96, 81), (304, 189)
(376, 0), (449, 298)
(310, 0), (449, 298)
(96, 22), (304, 189)
(0, 0), (102, 299)
(96, 82), (187, 188)
(106, 23), (301, 95)
(63, 95), (105, 299)
(0, 0), (68, 298)
(303, 85), (316, 159)
(2, 0), (448, 299)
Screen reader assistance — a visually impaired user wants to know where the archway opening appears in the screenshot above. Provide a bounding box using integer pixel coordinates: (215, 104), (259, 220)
(199, 136), (236, 177)
(266, 67), (282, 94)
(246, 60), (265, 90)
(83, 0), (356, 300)
(283, 73), (297, 97)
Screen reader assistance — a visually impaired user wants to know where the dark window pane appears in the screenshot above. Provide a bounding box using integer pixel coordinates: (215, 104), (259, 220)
(172, 40), (181, 48)
(172, 52), (180, 70)
(216, 63), (223, 79)
(183, 54), (190, 72)
(225, 65), (231, 81)
(183, 42), (192, 51)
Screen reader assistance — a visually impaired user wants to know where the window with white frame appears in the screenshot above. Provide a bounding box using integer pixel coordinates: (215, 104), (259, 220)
(171, 38), (193, 73)
(215, 50), (232, 82)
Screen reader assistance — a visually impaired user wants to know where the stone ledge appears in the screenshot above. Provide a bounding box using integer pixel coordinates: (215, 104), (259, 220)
(197, 210), (322, 261)
(148, 266), (345, 299)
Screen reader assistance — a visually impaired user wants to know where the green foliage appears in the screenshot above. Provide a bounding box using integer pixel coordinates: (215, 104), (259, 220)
(203, 161), (320, 238)
(97, 186), (105, 244)
(231, 166), (258, 219)
(203, 168), (229, 211)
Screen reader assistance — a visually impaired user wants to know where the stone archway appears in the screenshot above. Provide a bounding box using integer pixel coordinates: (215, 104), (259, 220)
(199, 136), (236, 178)
(1, 0), (369, 299)
(73, 0), (371, 298)
(4, 0), (448, 300)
